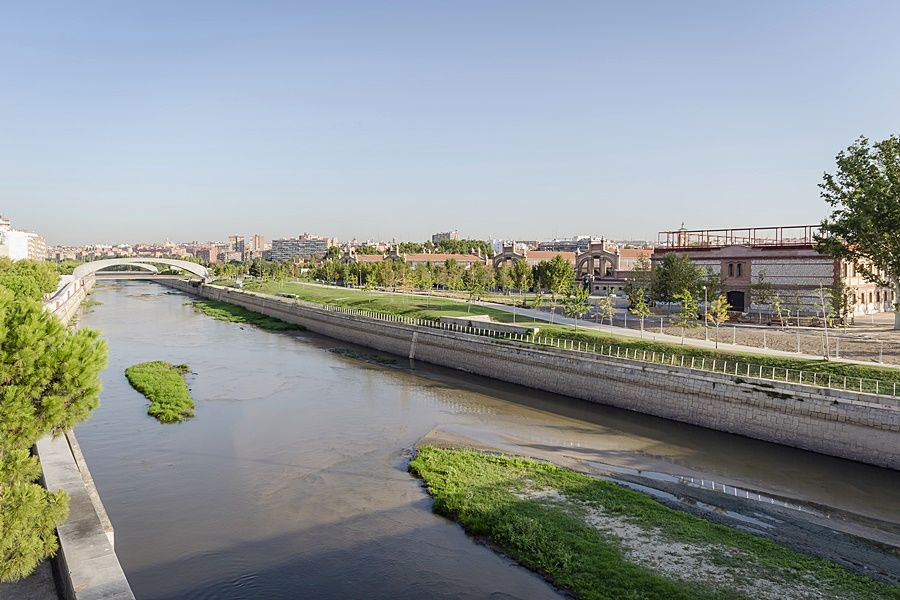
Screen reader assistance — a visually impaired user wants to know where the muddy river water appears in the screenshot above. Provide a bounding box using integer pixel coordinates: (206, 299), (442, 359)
(74, 281), (900, 599)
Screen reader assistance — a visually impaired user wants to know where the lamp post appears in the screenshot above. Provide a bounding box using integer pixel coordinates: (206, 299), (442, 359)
(702, 285), (708, 341)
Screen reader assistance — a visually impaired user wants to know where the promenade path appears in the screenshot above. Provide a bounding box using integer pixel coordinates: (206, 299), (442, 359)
(263, 281), (900, 369)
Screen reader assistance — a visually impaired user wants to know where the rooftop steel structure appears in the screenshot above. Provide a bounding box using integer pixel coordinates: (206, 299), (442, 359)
(657, 225), (822, 250)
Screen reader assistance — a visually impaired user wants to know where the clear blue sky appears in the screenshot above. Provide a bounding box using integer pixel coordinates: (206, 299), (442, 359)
(2, 1), (898, 245)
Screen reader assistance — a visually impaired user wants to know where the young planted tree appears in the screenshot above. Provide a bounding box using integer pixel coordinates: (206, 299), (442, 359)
(596, 293), (615, 328)
(816, 134), (900, 329)
(0, 282), (108, 581)
(771, 292), (786, 327)
(628, 287), (653, 336)
(563, 286), (591, 330)
(706, 294), (731, 348)
(672, 289), (700, 344)
(816, 285), (839, 358)
(750, 270), (774, 313)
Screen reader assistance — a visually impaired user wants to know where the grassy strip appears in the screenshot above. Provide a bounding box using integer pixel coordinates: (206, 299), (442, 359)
(190, 299), (303, 331)
(410, 447), (897, 600)
(125, 361), (194, 423)
(242, 281), (900, 388)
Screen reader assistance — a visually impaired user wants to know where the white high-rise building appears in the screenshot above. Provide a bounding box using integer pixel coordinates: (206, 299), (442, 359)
(0, 215), (47, 261)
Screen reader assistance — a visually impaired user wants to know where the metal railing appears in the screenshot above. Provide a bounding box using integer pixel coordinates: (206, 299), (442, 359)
(314, 302), (899, 399)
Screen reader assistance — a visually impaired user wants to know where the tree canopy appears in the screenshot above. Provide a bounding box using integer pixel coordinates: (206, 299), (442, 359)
(0, 261), (107, 581)
(651, 253), (705, 302)
(816, 134), (900, 327)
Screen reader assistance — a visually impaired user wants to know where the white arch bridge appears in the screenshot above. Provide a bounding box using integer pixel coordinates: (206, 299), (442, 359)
(73, 258), (210, 282)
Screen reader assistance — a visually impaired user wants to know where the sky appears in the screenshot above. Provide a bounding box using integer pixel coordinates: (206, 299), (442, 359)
(2, 1), (899, 246)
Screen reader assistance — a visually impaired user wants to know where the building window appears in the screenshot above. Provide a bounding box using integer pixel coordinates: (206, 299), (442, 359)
(736, 263), (742, 277)
(728, 263), (734, 277)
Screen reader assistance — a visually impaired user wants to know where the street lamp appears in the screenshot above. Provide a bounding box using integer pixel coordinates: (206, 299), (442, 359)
(702, 285), (708, 341)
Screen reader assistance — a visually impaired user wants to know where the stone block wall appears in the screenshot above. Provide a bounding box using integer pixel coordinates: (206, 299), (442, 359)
(163, 280), (900, 470)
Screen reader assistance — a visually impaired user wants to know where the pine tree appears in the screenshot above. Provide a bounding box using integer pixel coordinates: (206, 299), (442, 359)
(0, 272), (107, 581)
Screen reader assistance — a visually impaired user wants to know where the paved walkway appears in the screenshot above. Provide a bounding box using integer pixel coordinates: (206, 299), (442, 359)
(268, 281), (900, 369)
(473, 300), (835, 360)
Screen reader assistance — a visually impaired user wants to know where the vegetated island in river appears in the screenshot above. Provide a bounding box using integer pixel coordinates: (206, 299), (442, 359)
(189, 299), (303, 331)
(125, 361), (194, 423)
(409, 447), (899, 600)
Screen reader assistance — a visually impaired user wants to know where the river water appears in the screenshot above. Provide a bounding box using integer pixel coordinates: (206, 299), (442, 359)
(74, 281), (900, 599)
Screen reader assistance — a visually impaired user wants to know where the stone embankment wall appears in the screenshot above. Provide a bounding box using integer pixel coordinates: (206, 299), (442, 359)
(42, 276), (136, 600)
(165, 280), (900, 470)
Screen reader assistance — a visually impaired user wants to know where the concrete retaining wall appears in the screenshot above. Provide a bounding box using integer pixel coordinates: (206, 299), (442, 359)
(41, 277), (135, 600)
(165, 280), (900, 469)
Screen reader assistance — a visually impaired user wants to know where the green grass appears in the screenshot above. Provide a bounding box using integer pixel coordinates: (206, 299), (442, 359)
(125, 361), (194, 423)
(409, 447), (898, 600)
(241, 280), (900, 390)
(190, 299), (303, 331)
(81, 299), (102, 308)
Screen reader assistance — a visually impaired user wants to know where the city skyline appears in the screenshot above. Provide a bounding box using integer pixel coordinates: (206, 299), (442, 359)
(4, 2), (900, 244)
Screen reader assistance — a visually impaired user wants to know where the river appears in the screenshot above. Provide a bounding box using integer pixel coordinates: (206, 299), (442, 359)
(74, 281), (900, 599)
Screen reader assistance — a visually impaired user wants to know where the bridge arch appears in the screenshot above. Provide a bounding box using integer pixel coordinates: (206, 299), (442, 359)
(73, 258), (209, 281)
(99, 263), (161, 274)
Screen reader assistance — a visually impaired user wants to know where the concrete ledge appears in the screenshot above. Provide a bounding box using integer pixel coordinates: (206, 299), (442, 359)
(439, 315), (540, 336)
(36, 435), (134, 600)
(37, 275), (134, 600)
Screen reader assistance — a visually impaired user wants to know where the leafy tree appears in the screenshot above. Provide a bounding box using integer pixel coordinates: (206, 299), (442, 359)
(563, 286), (591, 330)
(672, 289), (700, 344)
(0, 259), (60, 302)
(702, 268), (722, 299)
(324, 246), (340, 260)
(624, 255), (653, 298)
(355, 245), (381, 255)
(0, 272), (108, 581)
(651, 254), (705, 302)
(397, 241), (425, 254)
(830, 277), (853, 328)
(464, 261), (493, 291)
(53, 260), (85, 276)
(596, 294), (615, 328)
(511, 259), (532, 292)
(412, 264), (435, 291)
(628, 287), (652, 336)
(436, 239), (493, 258)
(706, 294), (731, 348)
(816, 134), (900, 329)
(443, 258), (464, 292)
(543, 255), (575, 300)
(495, 263), (513, 293)
(465, 280), (485, 312)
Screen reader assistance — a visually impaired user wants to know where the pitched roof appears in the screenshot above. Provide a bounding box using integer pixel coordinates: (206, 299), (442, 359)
(618, 248), (653, 258)
(403, 253), (484, 263)
(525, 251), (577, 261)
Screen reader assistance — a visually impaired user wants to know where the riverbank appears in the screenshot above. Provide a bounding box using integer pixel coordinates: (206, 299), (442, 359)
(159, 279), (900, 469)
(410, 446), (900, 600)
(189, 298), (303, 331)
(242, 280), (900, 390)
